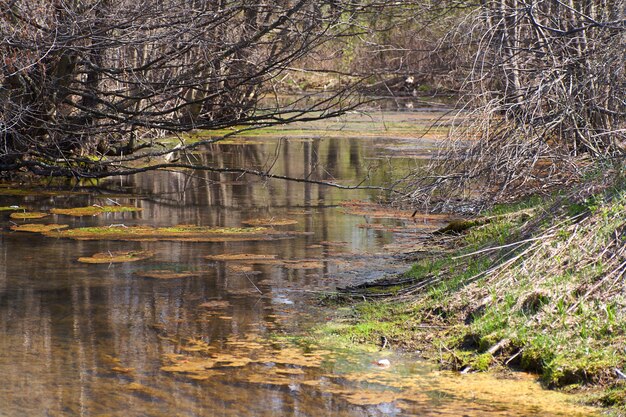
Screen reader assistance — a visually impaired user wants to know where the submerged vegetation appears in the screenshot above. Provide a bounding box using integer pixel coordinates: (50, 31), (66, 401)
(157, 332), (595, 414)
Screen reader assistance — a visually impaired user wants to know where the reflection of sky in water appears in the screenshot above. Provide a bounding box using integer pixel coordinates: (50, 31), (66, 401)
(0, 112), (595, 417)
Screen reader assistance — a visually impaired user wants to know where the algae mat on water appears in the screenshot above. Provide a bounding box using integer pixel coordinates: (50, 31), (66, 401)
(205, 254), (279, 261)
(135, 270), (201, 280)
(77, 250), (154, 264)
(10, 223), (69, 233)
(51, 205), (142, 216)
(10, 224), (304, 242)
(158, 334), (597, 415)
(9, 212), (49, 220)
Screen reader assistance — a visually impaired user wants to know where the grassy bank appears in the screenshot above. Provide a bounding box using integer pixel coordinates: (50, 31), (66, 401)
(318, 176), (626, 411)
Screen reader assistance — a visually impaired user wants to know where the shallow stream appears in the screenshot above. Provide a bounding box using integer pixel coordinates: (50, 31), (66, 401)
(0, 111), (596, 416)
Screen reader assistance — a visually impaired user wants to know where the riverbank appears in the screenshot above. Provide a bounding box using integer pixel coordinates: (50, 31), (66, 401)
(317, 172), (626, 413)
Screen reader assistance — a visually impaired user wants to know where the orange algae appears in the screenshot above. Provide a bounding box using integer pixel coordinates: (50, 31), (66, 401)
(199, 300), (231, 310)
(77, 250), (154, 264)
(226, 264), (257, 273)
(135, 270), (200, 280)
(205, 253), (278, 261)
(155, 328), (597, 416)
(9, 212), (49, 220)
(10, 223), (69, 233)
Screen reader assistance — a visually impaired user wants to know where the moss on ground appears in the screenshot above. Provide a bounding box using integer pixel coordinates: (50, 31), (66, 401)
(319, 183), (626, 410)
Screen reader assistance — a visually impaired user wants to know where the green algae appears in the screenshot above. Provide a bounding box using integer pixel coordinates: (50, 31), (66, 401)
(51, 205), (142, 217)
(0, 187), (88, 197)
(43, 225), (276, 242)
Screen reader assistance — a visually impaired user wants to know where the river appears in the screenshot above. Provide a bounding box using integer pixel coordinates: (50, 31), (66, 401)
(0, 110), (596, 416)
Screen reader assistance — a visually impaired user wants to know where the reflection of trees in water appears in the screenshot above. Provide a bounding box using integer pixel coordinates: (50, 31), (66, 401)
(0, 235), (292, 414)
(0, 131), (417, 415)
(121, 137), (388, 227)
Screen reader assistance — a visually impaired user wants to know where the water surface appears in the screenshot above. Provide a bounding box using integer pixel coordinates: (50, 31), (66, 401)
(0, 111), (595, 416)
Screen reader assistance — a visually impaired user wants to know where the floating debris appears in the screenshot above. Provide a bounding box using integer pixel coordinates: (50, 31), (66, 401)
(77, 250), (154, 264)
(376, 359), (391, 368)
(51, 205), (142, 217)
(9, 212), (48, 220)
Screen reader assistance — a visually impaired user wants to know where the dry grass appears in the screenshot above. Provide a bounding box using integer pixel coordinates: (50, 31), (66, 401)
(329, 179), (626, 403)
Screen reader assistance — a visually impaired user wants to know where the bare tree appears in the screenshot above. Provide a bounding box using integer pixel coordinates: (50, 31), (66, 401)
(400, 0), (625, 208)
(0, 0), (362, 178)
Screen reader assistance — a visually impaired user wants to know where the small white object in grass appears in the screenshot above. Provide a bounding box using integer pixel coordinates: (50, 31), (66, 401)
(376, 359), (391, 368)
(10, 205), (20, 209)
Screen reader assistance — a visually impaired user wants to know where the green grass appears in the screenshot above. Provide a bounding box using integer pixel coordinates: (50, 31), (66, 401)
(317, 182), (626, 409)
